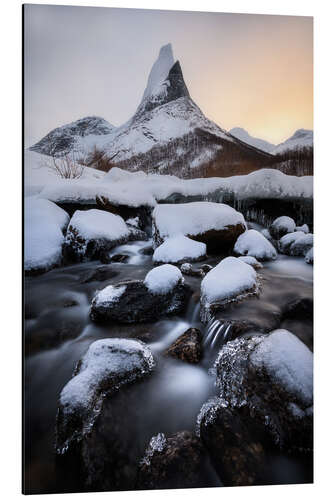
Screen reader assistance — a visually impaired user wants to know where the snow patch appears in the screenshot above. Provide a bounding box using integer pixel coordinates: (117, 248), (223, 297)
(153, 235), (206, 264)
(144, 264), (184, 294)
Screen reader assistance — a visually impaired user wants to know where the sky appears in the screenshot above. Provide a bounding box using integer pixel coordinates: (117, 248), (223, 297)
(24, 4), (313, 147)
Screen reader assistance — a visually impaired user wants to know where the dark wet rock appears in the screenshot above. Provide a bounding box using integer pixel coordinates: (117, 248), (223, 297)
(269, 216), (296, 240)
(90, 279), (191, 324)
(164, 328), (202, 364)
(109, 254), (129, 263)
(141, 245), (154, 256)
(198, 400), (265, 486)
(80, 266), (119, 283)
(26, 321), (83, 356)
(200, 263), (213, 275)
(282, 297), (313, 321)
(127, 226), (149, 242)
(136, 431), (207, 490)
(55, 338), (155, 491)
(197, 330), (313, 486)
(180, 263), (204, 278)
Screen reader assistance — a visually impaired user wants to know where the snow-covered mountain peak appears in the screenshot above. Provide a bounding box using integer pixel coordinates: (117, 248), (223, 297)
(142, 43), (175, 101)
(229, 127), (275, 154)
(273, 129), (313, 155)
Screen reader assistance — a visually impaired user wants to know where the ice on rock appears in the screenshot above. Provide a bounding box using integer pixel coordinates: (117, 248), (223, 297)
(60, 338), (155, 416)
(140, 432), (167, 466)
(144, 264), (184, 295)
(24, 197), (70, 272)
(200, 257), (258, 321)
(250, 329), (313, 406)
(153, 235), (206, 264)
(270, 216), (296, 239)
(234, 229), (277, 261)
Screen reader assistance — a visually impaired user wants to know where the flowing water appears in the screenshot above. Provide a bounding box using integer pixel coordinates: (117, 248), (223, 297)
(24, 237), (313, 493)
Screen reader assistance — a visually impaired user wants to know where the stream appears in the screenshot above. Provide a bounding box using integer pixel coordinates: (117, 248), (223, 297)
(24, 232), (313, 493)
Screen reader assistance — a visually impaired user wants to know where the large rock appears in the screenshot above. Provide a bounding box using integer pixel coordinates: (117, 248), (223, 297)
(200, 256), (259, 323)
(198, 330), (313, 486)
(137, 431), (207, 490)
(153, 235), (206, 265)
(234, 229), (277, 261)
(56, 338), (155, 490)
(269, 216), (296, 239)
(279, 231), (306, 255)
(164, 327), (202, 363)
(152, 202), (246, 253)
(90, 265), (191, 323)
(63, 209), (130, 262)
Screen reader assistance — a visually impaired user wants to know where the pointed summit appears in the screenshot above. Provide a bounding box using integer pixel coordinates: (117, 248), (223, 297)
(133, 43), (190, 119)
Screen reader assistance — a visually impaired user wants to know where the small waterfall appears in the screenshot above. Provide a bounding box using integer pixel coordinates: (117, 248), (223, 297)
(203, 319), (233, 350)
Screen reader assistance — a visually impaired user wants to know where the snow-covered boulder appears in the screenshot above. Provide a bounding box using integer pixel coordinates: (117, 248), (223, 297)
(237, 255), (263, 270)
(56, 338), (155, 488)
(278, 231), (305, 255)
(269, 216), (296, 239)
(233, 229), (277, 261)
(24, 197), (69, 274)
(137, 431), (207, 490)
(90, 265), (191, 323)
(153, 235), (206, 265)
(305, 247), (313, 265)
(63, 209), (130, 261)
(296, 223), (310, 234)
(198, 330), (313, 482)
(200, 257), (259, 322)
(152, 202), (246, 252)
(289, 233), (313, 257)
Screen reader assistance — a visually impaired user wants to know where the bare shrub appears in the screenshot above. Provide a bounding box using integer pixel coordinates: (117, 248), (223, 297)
(85, 146), (119, 172)
(46, 154), (84, 179)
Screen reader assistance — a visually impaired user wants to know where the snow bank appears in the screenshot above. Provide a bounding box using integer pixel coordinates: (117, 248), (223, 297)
(60, 338), (154, 414)
(250, 329), (313, 406)
(201, 256), (258, 305)
(24, 197), (69, 272)
(144, 264), (184, 294)
(153, 202), (245, 241)
(234, 229), (277, 261)
(153, 235), (206, 264)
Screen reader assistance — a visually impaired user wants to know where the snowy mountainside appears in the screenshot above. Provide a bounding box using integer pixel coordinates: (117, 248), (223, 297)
(229, 127), (275, 154)
(29, 44), (273, 178)
(29, 116), (115, 157)
(273, 129), (313, 155)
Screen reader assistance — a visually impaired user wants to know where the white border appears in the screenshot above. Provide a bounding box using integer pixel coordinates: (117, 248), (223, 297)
(1, 0), (332, 499)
